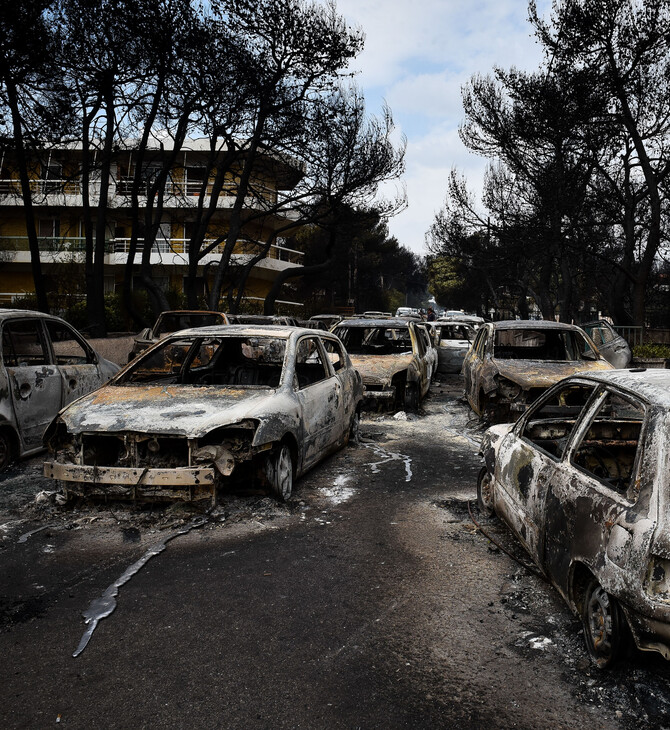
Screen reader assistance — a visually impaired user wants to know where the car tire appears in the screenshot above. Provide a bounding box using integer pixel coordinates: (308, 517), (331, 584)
(476, 466), (495, 517)
(0, 429), (16, 472)
(404, 382), (420, 411)
(582, 578), (626, 668)
(265, 443), (294, 501)
(478, 389), (489, 419)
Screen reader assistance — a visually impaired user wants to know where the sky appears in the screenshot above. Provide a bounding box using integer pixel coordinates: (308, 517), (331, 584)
(333, 0), (552, 256)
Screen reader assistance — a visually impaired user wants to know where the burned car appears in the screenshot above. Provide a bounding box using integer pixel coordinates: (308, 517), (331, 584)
(225, 314), (299, 326)
(581, 320), (632, 369)
(442, 312), (485, 328)
(477, 369), (670, 667)
(128, 310), (229, 361)
(332, 318), (436, 410)
(0, 309), (119, 470)
(431, 320), (476, 374)
(44, 326), (362, 503)
(463, 320), (613, 422)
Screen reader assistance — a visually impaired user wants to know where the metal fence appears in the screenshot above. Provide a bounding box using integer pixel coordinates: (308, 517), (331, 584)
(613, 325), (670, 346)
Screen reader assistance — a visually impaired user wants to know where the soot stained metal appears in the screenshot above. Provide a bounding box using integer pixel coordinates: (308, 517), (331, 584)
(44, 326), (363, 503)
(477, 369), (670, 666)
(332, 319), (436, 410)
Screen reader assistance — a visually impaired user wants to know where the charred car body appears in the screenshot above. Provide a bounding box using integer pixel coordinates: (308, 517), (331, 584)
(45, 326), (362, 503)
(0, 310), (119, 471)
(478, 370), (670, 667)
(128, 310), (229, 361)
(332, 318), (437, 410)
(430, 320), (476, 374)
(463, 320), (613, 423)
(581, 320), (632, 369)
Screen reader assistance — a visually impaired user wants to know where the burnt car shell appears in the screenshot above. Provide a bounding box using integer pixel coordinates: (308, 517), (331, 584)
(332, 318), (436, 410)
(479, 369), (670, 665)
(431, 320), (476, 374)
(44, 326), (362, 503)
(128, 310), (229, 361)
(0, 309), (119, 470)
(581, 320), (632, 369)
(463, 320), (613, 423)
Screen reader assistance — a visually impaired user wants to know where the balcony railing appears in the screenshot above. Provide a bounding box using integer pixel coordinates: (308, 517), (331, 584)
(0, 236), (113, 253)
(0, 236), (303, 264)
(115, 178), (278, 204)
(0, 179), (83, 196)
(112, 238), (303, 263)
(0, 177), (279, 205)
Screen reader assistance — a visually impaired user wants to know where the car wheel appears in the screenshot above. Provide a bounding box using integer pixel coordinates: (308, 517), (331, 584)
(265, 443), (294, 501)
(582, 578), (626, 668)
(476, 466), (495, 517)
(0, 429), (16, 472)
(478, 389), (488, 418)
(404, 382), (420, 411)
(348, 408), (361, 444)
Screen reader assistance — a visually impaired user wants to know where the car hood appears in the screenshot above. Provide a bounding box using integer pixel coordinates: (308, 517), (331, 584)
(56, 384), (281, 438)
(348, 353), (414, 384)
(492, 359), (613, 389)
(439, 339), (470, 349)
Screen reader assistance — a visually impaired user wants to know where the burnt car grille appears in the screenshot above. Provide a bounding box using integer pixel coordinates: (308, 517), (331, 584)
(363, 383), (385, 391)
(81, 434), (190, 468)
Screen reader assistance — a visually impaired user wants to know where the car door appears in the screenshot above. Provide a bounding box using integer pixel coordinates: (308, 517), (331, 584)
(543, 387), (647, 593)
(463, 326), (488, 410)
(408, 323), (430, 395)
(416, 324), (437, 384)
(2, 317), (62, 451)
(494, 380), (597, 563)
(44, 319), (106, 406)
(294, 336), (342, 470)
(321, 336), (358, 439)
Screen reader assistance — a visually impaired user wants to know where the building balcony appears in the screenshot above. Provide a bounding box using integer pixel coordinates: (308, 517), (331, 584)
(0, 178), (301, 218)
(0, 236), (303, 269)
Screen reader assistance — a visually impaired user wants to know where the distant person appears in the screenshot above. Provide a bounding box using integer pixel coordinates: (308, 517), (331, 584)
(427, 307), (436, 322)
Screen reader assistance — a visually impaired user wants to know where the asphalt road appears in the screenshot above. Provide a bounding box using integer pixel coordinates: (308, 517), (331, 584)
(2, 377), (670, 729)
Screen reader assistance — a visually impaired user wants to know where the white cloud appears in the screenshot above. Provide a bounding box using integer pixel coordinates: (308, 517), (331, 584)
(333, 0), (552, 254)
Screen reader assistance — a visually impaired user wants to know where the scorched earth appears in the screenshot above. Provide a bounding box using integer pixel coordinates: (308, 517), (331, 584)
(1, 376), (670, 728)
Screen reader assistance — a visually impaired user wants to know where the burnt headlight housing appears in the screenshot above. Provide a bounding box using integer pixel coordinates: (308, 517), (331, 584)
(496, 377), (522, 401)
(644, 556), (670, 601)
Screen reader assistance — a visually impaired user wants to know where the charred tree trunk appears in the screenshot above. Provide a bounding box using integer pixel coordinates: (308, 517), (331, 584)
(4, 78), (49, 313)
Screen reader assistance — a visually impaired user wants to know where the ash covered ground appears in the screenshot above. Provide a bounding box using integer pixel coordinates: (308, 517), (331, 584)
(2, 376), (670, 728)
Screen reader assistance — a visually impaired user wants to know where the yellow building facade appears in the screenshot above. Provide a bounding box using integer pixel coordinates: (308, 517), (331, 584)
(0, 139), (304, 310)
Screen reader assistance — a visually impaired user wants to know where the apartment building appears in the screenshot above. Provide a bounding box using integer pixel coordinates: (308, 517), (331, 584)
(0, 138), (305, 309)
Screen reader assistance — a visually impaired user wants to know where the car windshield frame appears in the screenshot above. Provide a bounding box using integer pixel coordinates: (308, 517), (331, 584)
(492, 327), (598, 362)
(115, 333), (289, 387)
(333, 325), (415, 356)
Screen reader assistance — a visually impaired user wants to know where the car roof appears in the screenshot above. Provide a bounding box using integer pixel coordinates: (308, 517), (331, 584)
(165, 324), (334, 338)
(435, 319), (475, 326)
(158, 309), (224, 316)
(490, 319), (585, 331)
(335, 318), (416, 327)
(568, 369), (670, 408)
(0, 308), (58, 320)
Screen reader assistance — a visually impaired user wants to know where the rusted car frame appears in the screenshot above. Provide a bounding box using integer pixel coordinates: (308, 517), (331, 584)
(581, 320), (632, 369)
(44, 326), (363, 504)
(430, 320), (476, 374)
(478, 370), (670, 667)
(463, 320), (613, 423)
(0, 309), (119, 470)
(332, 318), (437, 410)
